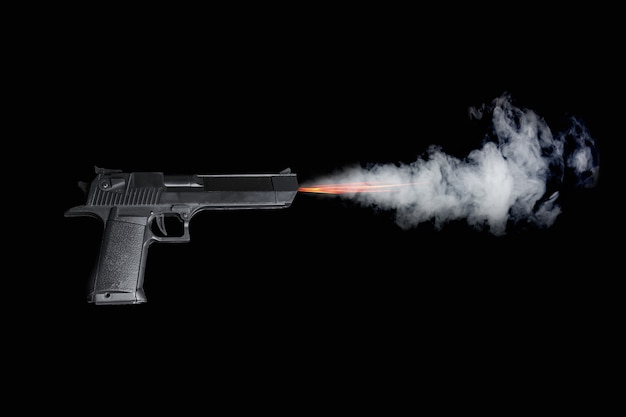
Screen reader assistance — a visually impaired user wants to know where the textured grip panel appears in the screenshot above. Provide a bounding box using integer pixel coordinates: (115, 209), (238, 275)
(89, 218), (151, 304)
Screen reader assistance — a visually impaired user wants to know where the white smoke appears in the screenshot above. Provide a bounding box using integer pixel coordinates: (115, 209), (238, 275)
(304, 93), (600, 235)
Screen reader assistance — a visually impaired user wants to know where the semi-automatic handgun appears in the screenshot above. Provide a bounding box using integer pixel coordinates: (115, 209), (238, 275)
(65, 166), (299, 305)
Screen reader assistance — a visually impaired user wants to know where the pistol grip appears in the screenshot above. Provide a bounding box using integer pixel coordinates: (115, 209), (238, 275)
(89, 217), (153, 305)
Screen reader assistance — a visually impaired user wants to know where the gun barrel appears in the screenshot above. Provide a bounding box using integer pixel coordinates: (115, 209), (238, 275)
(159, 170), (299, 208)
(164, 175), (204, 187)
(164, 172), (297, 189)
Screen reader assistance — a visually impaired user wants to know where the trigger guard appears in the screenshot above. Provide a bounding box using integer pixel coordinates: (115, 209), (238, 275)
(151, 213), (187, 239)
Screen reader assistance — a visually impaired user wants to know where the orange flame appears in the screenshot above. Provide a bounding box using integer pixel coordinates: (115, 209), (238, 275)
(298, 181), (421, 194)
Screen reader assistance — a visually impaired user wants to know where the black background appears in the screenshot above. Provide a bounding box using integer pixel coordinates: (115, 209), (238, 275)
(35, 5), (619, 405)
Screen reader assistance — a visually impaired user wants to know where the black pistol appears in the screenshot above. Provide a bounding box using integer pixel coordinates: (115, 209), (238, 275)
(65, 166), (299, 305)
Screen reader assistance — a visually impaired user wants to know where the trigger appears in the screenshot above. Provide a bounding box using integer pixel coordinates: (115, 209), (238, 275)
(155, 214), (168, 236)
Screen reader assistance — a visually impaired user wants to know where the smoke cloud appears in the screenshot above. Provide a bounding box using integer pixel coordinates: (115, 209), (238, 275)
(304, 93), (600, 235)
